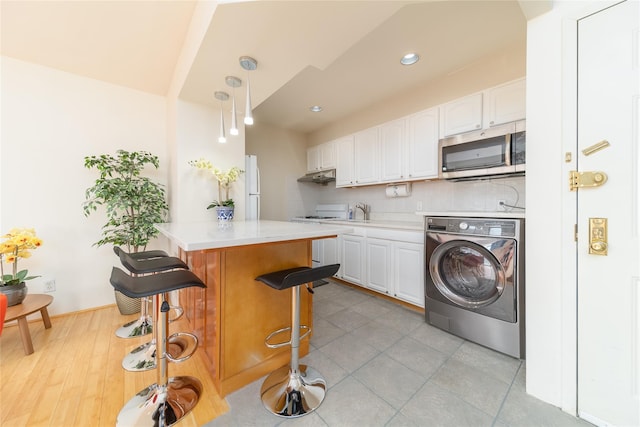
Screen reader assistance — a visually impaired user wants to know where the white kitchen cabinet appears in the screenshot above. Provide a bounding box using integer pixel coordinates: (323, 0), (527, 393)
(335, 135), (355, 186)
(353, 127), (380, 185)
(483, 78), (526, 128)
(307, 141), (337, 173)
(366, 238), (393, 294)
(312, 236), (340, 273)
(440, 92), (483, 137)
(380, 118), (405, 182)
(307, 145), (320, 173)
(340, 232), (365, 285)
(405, 107), (439, 180)
(393, 240), (425, 307)
(338, 226), (425, 308)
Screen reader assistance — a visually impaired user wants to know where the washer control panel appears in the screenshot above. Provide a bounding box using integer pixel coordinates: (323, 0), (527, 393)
(426, 217), (517, 237)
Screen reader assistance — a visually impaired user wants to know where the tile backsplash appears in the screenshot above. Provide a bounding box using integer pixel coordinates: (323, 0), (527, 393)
(289, 176), (525, 220)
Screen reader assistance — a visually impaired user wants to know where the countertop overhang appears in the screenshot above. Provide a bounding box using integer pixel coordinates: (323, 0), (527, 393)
(155, 220), (353, 251)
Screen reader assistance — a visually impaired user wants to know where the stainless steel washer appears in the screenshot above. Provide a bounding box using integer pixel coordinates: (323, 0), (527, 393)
(425, 216), (525, 359)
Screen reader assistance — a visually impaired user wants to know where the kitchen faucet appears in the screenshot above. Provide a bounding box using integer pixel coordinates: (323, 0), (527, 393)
(355, 202), (369, 220)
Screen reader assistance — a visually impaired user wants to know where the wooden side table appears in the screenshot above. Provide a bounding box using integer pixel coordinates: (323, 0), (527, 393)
(4, 294), (54, 355)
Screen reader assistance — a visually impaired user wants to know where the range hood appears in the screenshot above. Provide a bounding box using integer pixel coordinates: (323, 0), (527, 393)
(297, 169), (336, 185)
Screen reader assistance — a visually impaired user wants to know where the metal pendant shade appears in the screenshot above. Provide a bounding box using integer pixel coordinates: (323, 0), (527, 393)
(214, 91), (229, 143)
(240, 56), (257, 126)
(225, 76), (241, 136)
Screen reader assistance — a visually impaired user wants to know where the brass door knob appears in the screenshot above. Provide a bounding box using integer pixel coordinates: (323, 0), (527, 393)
(590, 241), (607, 252)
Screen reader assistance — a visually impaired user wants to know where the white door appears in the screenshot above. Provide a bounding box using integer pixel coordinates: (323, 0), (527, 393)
(577, 2), (639, 425)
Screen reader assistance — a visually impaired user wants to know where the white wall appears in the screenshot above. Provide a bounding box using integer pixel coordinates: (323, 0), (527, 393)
(170, 99), (246, 226)
(245, 122), (308, 220)
(0, 56), (168, 316)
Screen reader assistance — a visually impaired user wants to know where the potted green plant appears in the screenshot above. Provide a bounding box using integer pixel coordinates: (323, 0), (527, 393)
(188, 158), (244, 221)
(83, 150), (169, 314)
(0, 228), (43, 306)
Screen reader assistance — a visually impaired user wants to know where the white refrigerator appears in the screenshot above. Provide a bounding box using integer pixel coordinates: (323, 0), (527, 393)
(245, 155), (260, 220)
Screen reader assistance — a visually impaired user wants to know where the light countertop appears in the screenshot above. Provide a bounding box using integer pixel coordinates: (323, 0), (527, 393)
(416, 211), (526, 219)
(155, 220), (353, 251)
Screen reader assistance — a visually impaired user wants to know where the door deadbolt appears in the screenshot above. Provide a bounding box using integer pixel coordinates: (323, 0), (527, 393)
(589, 218), (608, 256)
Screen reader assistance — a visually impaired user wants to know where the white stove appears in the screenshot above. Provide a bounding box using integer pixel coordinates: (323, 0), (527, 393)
(292, 204), (349, 223)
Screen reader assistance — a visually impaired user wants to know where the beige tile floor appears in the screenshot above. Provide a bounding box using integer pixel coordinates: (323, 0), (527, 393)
(206, 281), (593, 427)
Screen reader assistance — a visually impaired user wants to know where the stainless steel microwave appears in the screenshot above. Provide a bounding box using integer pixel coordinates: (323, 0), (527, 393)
(438, 120), (525, 180)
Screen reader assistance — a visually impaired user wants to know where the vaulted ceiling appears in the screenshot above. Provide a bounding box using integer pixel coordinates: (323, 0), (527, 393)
(1, 1), (546, 135)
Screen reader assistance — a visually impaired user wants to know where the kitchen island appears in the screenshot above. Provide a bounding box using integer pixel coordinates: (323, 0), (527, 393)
(155, 220), (351, 397)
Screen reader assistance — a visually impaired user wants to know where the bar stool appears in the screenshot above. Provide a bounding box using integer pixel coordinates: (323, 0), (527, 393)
(114, 247), (188, 340)
(114, 248), (190, 372)
(109, 266), (205, 427)
(255, 263), (340, 418)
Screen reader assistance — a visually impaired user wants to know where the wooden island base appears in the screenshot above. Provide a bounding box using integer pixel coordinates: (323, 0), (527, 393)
(179, 239), (312, 397)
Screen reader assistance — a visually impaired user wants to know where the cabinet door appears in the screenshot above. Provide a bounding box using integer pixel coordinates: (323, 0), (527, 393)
(440, 92), (483, 137)
(312, 239), (322, 267)
(307, 145), (320, 172)
(322, 237), (339, 266)
(380, 119), (405, 182)
(393, 241), (425, 307)
(341, 234), (365, 285)
(335, 135), (355, 187)
(353, 127), (380, 185)
(406, 107), (439, 179)
(320, 141), (336, 170)
(483, 78), (526, 128)
(366, 238), (392, 294)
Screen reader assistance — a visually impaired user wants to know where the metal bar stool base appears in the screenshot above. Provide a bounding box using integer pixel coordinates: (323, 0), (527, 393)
(116, 376), (202, 427)
(260, 365), (326, 418)
(122, 334), (197, 372)
(116, 316), (152, 339)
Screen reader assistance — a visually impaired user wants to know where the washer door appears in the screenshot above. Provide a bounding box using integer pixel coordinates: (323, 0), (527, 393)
(429, 240), (505, 309)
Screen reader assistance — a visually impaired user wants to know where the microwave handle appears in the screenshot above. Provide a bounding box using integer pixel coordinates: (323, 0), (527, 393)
(505, 134), (512, 166)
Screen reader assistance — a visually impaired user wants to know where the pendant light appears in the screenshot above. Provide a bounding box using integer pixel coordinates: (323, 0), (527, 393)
(239, 56), (257, 126)
(225, 76), (241, 136)
(214, 91), (229, 143)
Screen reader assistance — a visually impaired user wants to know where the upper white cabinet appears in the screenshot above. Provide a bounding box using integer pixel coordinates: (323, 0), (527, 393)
(440, 92), (483, 137)
(483, 78), (526, 128)
(306, 146), (320, 173)
(335, 135), (355, 186)
(306, 140), (337, 173)
(380, 118), (405, 182)
(353, 127), (380, 185)
(405, 107), (439, 180)
(440, 78), (526, 138)
(336, 127), (381, 187)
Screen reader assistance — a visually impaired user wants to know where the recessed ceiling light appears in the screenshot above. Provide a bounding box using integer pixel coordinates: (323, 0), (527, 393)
(400, 53), (419, 66)
(309, 105), (323, 112)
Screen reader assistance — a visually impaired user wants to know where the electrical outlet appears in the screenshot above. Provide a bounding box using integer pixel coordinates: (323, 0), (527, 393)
(44, 279), (56, 293)
(417, 201), (423, 211)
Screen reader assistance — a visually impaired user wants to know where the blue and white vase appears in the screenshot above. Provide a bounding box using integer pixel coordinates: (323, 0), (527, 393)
(216, 206), (235, 221)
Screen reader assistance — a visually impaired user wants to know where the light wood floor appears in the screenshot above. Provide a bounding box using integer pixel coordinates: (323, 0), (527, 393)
(0, 304), (229, 426)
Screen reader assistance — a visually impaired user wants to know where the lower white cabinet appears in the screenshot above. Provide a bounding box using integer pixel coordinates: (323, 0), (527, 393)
(366, 238), (393, 294)
(339, 226), (425, 307)
(392, 241), (424, 306)
(340, 233), (365, 285)
(312, 237), (340, 269)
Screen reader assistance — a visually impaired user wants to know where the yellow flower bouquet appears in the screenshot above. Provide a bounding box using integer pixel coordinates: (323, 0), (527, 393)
(0, 227), (43, 286)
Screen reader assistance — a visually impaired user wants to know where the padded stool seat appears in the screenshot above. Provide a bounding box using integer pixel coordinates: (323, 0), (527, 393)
(116, 249), (188, 275)
(256, 263), (339, 418)
(114, 245), (169, 259)
(256, 264), (339, 291)
(109, 267), (206, 427)
(110, 267), (204, 298)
